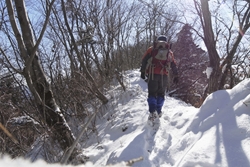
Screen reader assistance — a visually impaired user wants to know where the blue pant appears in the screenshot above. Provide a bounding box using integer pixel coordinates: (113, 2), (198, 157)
(147, 74), (167, 113)
(147, 96), (165, 114)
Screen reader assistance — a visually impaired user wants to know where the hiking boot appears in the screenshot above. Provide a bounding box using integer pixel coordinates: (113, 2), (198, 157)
(158, 112), (162, 118)
(148, 111), (157, 122)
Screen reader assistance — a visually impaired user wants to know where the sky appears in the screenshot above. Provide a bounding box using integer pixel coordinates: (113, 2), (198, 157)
(1, 69), (250, 167)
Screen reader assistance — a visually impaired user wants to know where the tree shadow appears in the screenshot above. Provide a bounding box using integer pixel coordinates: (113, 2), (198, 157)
(108, 123), (161, 167)
(187, 89), (250, 167)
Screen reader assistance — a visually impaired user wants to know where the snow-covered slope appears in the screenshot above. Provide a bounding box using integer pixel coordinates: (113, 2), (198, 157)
(1, 70), (250, 167)
(82, 70), (250, 167)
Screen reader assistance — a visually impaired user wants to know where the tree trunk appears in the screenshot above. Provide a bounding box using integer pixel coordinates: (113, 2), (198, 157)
(200, 0), (221, 97)
(6, 0), (77, 159)
(200, 0), (250, 94)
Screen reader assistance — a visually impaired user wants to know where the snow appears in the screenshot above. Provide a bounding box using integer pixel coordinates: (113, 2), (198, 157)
(1, 69), (250, 167)
(206, 67), (213, 79)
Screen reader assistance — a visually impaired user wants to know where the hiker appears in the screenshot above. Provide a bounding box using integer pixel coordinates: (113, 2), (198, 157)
(140, 35), (178, 123)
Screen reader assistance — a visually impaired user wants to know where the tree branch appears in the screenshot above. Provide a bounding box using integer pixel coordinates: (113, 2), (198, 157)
(26, 0), (56, 71)
(5, 0), (27, 60)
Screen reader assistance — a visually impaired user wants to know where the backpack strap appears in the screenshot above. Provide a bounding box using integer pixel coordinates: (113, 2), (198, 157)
(145, 42), (173, 81)
(146, 57), (154, 81)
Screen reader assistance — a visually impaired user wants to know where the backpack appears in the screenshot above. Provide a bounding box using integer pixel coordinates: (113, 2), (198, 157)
(146, 41), (172, 77)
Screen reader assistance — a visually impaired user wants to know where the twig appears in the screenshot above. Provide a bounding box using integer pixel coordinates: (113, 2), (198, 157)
(243, 101), (250, 106)
(60, 107), (99, 164)
(125, 157), (143, 166)
(0, 122), (19, 144)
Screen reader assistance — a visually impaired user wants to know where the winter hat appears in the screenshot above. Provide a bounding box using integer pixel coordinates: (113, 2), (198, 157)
(157, 35), (167, 42)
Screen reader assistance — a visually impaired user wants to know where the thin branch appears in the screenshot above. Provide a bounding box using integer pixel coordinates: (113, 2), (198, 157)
(5, 0), (27, 60)
(125, 157), (143, 166)
(26, 0), (56, 72)
(60, 107), (99, 164)
(0, 47), (23, 74)
(0, 122), (19, 144)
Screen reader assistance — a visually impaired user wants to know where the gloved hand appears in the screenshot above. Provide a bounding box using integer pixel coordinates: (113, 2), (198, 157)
(173, 76), (179, 84)
(141, 72), (145, 79)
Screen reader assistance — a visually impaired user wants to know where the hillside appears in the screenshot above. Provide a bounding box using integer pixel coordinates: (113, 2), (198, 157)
(1, 69), (250, 167)
(82, 70), (250, 167)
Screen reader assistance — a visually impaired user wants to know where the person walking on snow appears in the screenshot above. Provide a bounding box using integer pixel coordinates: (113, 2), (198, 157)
(140, 35), (179, 124)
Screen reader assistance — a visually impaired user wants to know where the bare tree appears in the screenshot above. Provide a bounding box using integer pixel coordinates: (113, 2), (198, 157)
(4, 0), (82, 162)
(218, 1), (250, 89)
(47, 0), (109, 104)
(195, 0), (221, 96)
(193, 0), (250, 98)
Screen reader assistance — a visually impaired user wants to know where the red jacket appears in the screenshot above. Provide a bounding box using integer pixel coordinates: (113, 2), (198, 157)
(141, 45), (178, 76)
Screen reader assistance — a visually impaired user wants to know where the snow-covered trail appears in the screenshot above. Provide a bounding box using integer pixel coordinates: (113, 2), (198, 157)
(83, 70), (201, 167)
(125, 71), (203, 167)
(83, 70), (250, 167)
